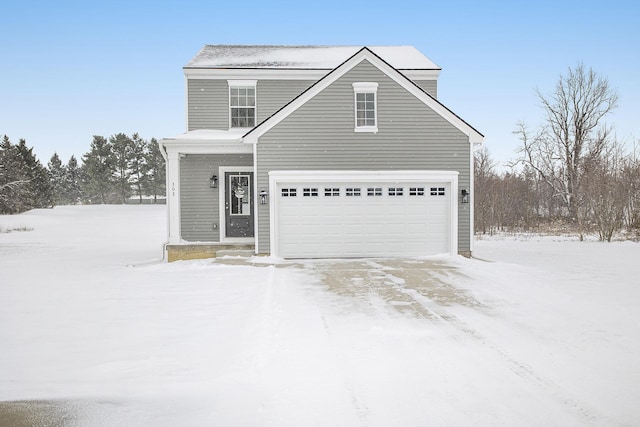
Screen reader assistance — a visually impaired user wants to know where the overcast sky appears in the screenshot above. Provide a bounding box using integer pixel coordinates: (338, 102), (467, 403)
(1, 0), (638, 168)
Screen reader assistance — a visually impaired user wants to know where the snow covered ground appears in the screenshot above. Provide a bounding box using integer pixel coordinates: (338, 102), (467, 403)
(1, 206), (639, 426)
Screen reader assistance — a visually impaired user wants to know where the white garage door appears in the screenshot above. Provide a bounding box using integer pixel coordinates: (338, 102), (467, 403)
(275, 181), (451, 258)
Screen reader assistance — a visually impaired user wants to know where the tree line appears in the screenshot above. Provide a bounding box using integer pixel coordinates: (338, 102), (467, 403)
(475, 63), (638, 241)
(0, 133), (165, 214)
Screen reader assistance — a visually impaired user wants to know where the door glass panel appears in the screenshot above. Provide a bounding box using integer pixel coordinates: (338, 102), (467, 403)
(229, 175), (250, 215)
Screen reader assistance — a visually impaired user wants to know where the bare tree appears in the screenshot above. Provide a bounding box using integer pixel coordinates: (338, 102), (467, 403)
(514, 63), (618, 220)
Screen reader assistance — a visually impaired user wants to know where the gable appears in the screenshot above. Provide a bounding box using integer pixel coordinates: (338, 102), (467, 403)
(243, 48), (483, 145)
(259, 60), (467, 145)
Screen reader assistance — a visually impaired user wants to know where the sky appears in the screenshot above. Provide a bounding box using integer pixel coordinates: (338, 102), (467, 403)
(1, 0), (638, 169)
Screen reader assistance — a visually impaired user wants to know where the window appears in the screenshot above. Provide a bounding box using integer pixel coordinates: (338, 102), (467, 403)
(324, 188), (340, 196)
(229, 80), (256, 128)
(388, 187), (403, 196)
(303, 188), (319, 197)
(352, 82), (378, 132)
(346, 188), (361, 196)
(281, 188), (297, 197)
(430, 187), (446, 196)
(367, 187), (382, 196)
(409, 187), (425, 196)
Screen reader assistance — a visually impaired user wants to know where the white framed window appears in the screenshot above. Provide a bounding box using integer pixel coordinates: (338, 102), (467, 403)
(324, 188), (340, 197)
(303, 188), (319, 197)
(352, 82), (378, 133)
(281, 188), (297, 197)
(346, 188), (361, 197)
(228, 80), (257, 128)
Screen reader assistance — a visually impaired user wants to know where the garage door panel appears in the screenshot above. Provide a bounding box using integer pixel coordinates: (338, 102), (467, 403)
(276, 180), (451, 258)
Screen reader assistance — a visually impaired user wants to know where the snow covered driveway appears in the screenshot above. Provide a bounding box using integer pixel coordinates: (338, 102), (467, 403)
(1, 206), (639, 426)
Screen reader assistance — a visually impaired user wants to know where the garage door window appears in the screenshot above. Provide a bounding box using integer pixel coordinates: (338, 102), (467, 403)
(410, 187), (425, 196)
(282, 188), (297, 197)
(324, 188), (340, 196)
(430, 187), (445, 196)
(388, 187), (404, 196)
(346, 188), (361, 196)
(367, 187), (382, 196)
(303, 188), (319, 197)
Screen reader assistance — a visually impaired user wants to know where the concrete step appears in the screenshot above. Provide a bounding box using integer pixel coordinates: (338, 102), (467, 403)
(215, 249), (255, 258)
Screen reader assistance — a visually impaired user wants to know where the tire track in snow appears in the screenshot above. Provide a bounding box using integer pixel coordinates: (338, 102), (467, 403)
(368, 260), (606, 425)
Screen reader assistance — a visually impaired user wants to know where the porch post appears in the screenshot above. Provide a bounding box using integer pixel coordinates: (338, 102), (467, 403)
(167, 151), (181, 244)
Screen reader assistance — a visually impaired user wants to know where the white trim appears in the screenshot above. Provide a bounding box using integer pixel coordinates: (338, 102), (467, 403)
(161, 138), (252, 155)
(184, 75), (189, 132)
(268, 170), (459, 258)
(469, 144), (475, 254)
(228, 80), (257, 130)
(219, 166), (255, 244)
(166, 151), (182, 244)
(184, 68), (440, 81)
(243, 49), (483, 145)
(186, 69), (330, 80)
(253, 143), (259, 254)
(227, 79), (257, 87)
(353, 82), (379, 133)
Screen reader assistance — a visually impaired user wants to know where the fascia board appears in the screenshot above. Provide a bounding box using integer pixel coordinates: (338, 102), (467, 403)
(245, 49), (483, 145)
(268, 170), (459, 183)
(184, 68), (328, 80)
(161, 138), (252, 154)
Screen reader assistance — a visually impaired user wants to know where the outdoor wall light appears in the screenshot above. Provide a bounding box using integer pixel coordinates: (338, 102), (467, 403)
(461, 188), (469, 204)
(260, 190), (268, 205)
(209, 174), (218, 188)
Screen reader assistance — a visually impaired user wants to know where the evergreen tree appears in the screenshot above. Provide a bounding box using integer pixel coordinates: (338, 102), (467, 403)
(65, 155), (83, 204)
(109, 133), (133, 204)
(16, 139), (54, 209)
(48, 152), (67, 205)
(129, 133), (147, 203)
(0, 135), (30, 213)
(81, 135), (115, 204)
(143, 138), (166, 203)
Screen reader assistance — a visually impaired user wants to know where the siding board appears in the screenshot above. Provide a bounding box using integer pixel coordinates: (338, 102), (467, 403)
(188, 79), (315, 131)
(180, 153), (253, 241)
(256, 60), (471, 253)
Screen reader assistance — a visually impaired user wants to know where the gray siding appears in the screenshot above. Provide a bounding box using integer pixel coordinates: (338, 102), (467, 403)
(256, 60), (471, 253)
(414, 79), (437, 98)
(187, 79), (314, 131)
(180, 153), (253, 241)
(188, 80), (228, 130)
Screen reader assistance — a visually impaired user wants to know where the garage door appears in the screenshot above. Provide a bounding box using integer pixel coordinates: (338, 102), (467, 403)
(275, 181), (451, 258)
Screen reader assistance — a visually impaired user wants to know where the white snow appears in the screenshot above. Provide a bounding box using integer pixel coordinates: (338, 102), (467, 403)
(186, 45), (440, 70)
(1, 206), (639, 426)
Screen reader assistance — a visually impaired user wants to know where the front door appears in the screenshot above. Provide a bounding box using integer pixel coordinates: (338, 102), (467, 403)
(225, 172), (254, 238)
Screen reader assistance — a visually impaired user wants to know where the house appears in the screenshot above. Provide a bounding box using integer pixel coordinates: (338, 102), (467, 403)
(160, 45), (483, 261)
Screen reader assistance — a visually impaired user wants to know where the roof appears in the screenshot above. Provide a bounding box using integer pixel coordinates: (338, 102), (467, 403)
(185, 45), (440, 70)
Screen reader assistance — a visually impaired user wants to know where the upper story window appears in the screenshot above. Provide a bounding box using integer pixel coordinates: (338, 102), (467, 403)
(352, 82), (378, 133)
(228, 80), (256, 128)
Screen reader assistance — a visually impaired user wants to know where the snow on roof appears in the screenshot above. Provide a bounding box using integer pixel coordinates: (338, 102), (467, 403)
(164, 129), (245, 142)
(185, 45), (440, 70)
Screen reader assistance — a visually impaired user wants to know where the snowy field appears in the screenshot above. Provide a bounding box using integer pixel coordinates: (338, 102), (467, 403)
(1, 205), (639, 426)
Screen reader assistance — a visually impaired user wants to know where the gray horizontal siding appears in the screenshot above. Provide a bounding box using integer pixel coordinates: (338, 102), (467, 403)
(188, 80), (228, 130)
(187, 79), (314, 131)
(257, 80), (315, 122)
(256, 60), (471, 254)
(414, 80), (437, 98)
(180, 153), (253, 242)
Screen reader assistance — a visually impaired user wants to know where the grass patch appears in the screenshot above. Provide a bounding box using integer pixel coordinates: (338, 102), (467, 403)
(0, 225), (34, 233)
